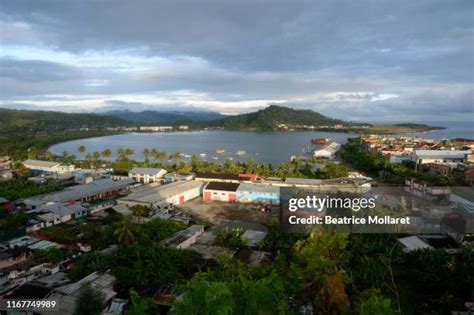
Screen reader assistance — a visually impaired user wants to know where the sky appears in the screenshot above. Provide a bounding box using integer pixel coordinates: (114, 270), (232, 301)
(0, 0), (473, 122)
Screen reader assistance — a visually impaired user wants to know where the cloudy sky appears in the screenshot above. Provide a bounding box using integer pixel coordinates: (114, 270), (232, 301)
(0, 0), (473, 121)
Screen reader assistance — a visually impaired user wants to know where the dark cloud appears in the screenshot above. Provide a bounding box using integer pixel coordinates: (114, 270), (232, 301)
(0, 0), (472, 121)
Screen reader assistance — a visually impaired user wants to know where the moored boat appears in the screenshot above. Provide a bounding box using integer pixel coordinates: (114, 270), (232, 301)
(311, 138), (331, 145)
(235, 150), (246, 155)
(215, 148), (225, 154)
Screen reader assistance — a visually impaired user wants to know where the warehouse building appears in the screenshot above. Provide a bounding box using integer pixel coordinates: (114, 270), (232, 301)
(117, 180), (204, 208)
(21, 178), (134, 209)
(203, 182), (240, 202)
(22, 159), (75, 175)
(195, 172), (240, 183)
(128, 167), (167, 184)
(236, 183), (280, 205)
(412, 150), (470, 166)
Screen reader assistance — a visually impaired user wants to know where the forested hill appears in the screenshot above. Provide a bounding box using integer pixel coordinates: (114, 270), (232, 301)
(212, 105), (349, 130)
(0, 108), (130, 132)
(102, 109), (225, 125)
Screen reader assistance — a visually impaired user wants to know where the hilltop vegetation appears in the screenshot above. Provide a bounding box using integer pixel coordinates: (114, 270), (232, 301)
(0, 108), (130, 131)
(103, 109), (225, 125)
(0, 108), (130, 158)
(213, 105), (348, 130)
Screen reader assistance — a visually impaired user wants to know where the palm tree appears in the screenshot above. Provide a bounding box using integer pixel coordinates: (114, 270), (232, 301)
(78, 145), (86, 153)
(114, 218), (135, 245)
(171, 151), (181, 165)
(142, 148), (150, 165)
(101, 149), (112, 159)
(151, 148), (159, 163)
(45, 151), (55, 161)
(158, 151), (167, 164)
(130, 205), (148, 223)
(117, 148), (127, 161)
(125, 148), (134, 160)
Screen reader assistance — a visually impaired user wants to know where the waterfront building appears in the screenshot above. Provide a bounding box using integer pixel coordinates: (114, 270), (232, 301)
(22, 159), (75, 175)
(236, 183), (280, 205)
(203, 182), (240, 202)
(128, 167), (167, 184)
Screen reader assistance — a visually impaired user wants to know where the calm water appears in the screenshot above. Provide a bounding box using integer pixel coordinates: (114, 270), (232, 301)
(50, 123), (473, 165)
(50, 131), (358, 165)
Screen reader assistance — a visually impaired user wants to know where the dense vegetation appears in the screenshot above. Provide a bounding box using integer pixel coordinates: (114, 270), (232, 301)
(394, 123), (444, 131)
(172, 226), (473, 314)
(211, 105), (347, 130)
(0, 108), (131, 159)
(104, 109), (225, 125)
(0, 177), (62, 201)
(68, 217), (202, 294)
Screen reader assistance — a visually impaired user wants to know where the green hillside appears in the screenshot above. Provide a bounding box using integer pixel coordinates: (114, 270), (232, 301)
(103, 110), (225, 125)
(214, 105), (348, 130)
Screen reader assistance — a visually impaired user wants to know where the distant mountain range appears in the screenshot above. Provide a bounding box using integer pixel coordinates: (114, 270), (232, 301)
(0, 105), (442, 134)
(102, 109), (226, 125)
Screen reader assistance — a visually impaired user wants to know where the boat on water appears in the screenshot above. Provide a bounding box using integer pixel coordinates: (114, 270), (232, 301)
(235, 150), (246, 155)
(311, 138), (331, 145)
(199, 153), (207, 157)
(212, 156), (219, 160)
(215, 148), (225, 154)
(184, 154), (191, 158)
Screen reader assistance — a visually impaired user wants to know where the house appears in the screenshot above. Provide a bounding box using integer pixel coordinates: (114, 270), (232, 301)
(128, 167), (167, 184)
(203, 182), (240, 202)
(236, 183), (280, 205)
(195, 172), (240, 183)
(22, 159), (75, 174)
(398, 235), (461, 253)
(28, 202), (88, 227)
(160, 225), (205, 249)
(0, 245), (32, 269)
(411, 150), (470, 167)
(118, 180), (204, 208)
(46, 271), (117, 314)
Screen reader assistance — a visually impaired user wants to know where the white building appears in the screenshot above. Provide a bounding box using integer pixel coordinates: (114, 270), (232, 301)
(313, 142), (341, 159)
(23, 159), (75, 174)
(128, 167), (167, 184)
(139, 126), (173, 132)
(160, 225), (204, 249)
(411, 150), (470, 166)
(118, 180), (204, 208)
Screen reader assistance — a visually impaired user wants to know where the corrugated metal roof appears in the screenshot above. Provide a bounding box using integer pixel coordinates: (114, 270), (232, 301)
(23, 178), (134, 206)
(414, 150), (470, 159)
(237, 183), (280, 194)
(23, 159), (60, 168)
(129, 167), (167, 176)
(120, 180), (203, 204)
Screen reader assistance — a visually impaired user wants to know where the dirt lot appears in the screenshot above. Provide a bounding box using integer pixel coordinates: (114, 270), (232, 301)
(178, 198), (275, 225)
